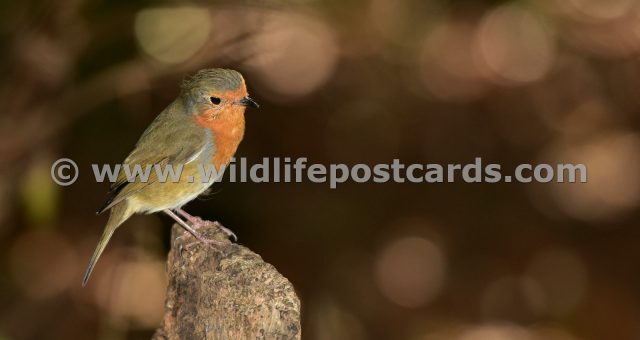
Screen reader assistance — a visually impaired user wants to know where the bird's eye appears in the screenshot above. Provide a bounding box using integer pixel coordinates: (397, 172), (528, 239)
(210, 97), (221, 105)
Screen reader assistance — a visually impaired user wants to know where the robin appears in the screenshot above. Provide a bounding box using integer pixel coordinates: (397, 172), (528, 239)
(82, 68), (259, 286)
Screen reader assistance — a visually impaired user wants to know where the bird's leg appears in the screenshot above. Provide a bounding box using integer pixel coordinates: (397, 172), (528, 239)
(175, 208), (204, 226)
(163, 209), (225, 247)
(175, 208), (237, 242)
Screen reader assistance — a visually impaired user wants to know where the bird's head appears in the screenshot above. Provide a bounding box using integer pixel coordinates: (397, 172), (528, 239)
(180, 68), (258, 123)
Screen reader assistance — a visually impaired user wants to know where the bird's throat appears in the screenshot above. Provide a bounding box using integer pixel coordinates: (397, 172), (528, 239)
(193, 108), (246, 169)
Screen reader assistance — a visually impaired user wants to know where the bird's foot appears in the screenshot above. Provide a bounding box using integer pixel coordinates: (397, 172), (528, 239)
(174, 227), (230, 254)
(173, 233), (222, 250)
(212, 221), (238, 242)
(187, 219), (237, 242)
(174, 209), (237, 242)
(183, 236), (227, 251)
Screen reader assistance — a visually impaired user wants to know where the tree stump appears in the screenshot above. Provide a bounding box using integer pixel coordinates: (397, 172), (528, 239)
(152, 221), (301, 340)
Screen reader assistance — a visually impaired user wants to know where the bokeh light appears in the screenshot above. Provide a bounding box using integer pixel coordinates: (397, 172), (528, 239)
(480, 276), (546, 320)
(245, 12), (338, 100)
(419, 20), (488, 101)
(474, 4), (556, 84)
(134, 7), (211, 64)
(375, 236), (446, 308)
(542, 132), (640, 222)
(309, 296), (366, 340)
(459, 322), (533, 340)
(550, 0), (636, 21)
(95, 259), (167, 328)
(541, 0), (640, 57)
(19, 157), (60, 224)
(533, 326), (581, 340)
(416, 323), (582, 340)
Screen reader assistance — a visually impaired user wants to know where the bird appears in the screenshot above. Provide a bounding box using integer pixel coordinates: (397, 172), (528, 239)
(82, 68), (259, 286)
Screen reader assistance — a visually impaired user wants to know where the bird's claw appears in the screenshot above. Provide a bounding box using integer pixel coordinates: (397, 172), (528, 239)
(213, 222), (237, 242)
(183, 237), (229, 256)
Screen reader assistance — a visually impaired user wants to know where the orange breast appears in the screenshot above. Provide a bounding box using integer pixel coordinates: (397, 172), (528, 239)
(193, 107), (246, 169)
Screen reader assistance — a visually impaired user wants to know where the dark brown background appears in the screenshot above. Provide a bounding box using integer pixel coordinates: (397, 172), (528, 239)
(1, 0), (639, 339)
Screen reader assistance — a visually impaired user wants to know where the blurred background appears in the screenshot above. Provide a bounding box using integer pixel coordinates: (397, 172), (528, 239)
(1, 0), (640, 339)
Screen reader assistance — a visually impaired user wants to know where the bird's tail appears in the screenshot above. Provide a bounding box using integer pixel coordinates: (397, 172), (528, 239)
(82, 202), (133, 286)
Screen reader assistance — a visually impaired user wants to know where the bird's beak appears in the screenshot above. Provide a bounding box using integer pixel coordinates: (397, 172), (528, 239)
(238, 96), (259, 108)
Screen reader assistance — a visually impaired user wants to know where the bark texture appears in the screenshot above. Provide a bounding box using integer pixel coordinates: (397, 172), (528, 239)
(152, 221), (301, 340)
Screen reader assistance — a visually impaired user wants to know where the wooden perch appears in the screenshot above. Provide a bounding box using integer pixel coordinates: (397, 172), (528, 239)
(153, 221), (301, 340)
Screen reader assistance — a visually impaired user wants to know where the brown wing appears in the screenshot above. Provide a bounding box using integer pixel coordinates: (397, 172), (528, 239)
(97, 102), (208, 214)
